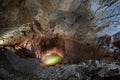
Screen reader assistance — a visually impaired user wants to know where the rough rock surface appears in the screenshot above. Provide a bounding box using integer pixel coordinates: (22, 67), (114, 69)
(0, 0), (120, 46)
(0, 47), (120, 80)
(0, 0), (120, 80)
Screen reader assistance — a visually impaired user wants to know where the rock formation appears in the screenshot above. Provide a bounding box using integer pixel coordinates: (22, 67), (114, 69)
(0, 0), (120, 79)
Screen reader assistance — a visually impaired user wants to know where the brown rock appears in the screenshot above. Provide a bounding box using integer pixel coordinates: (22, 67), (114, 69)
(113, 39), (120, 48)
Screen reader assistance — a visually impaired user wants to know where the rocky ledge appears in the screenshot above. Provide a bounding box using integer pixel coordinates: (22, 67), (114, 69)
(0, 47), (120, 80)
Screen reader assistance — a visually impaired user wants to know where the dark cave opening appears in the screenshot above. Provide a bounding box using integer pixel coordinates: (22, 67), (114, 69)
(6, 31), (118, 67)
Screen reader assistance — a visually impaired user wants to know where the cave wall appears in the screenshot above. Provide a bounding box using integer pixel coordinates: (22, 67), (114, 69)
(0, 0), (120, 54)
(0, 0), (120, 80)
(0, 0), (120, 40)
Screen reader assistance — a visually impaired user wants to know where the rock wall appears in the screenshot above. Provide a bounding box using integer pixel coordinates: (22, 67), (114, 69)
(0, 0), (120, 42)
(0, 0), (120, 80)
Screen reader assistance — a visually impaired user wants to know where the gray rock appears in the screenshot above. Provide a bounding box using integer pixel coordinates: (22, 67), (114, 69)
(0, 48), (120, 80)
(0, 0), (120, 80)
